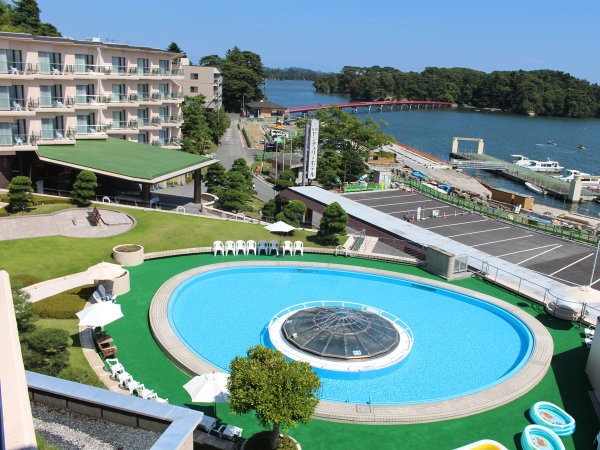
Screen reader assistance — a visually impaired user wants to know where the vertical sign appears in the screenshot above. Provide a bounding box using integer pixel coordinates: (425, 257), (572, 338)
(306, 119), (319, 180)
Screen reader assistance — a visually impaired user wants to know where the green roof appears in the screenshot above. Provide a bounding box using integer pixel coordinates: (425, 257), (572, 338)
(37, 138), (214, 182)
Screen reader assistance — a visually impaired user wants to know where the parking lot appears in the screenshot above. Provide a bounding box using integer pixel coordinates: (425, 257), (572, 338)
(346, 189), (597, 287)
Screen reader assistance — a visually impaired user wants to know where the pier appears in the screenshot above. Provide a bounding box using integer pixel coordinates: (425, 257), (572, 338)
(288, 100), (457, 114)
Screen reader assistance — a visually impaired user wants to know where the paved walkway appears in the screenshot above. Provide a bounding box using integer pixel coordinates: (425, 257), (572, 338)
(0, 208), (135, 241)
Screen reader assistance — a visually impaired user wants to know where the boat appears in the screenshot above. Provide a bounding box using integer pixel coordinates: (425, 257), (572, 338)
(547, 140), (557, 146)
(512, 155), (564, 173)
(555, 169), (600, 190)
(529, 401), (576, 437)
(520, 425), (565, 450)
(578, 144), (585, 149)
(525, 182), (546, 195)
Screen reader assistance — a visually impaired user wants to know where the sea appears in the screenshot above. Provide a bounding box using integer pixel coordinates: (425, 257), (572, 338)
(265, 80), (600, 217)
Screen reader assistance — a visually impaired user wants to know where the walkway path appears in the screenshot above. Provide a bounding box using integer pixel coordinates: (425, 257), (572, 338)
(0, 208), (134, 241)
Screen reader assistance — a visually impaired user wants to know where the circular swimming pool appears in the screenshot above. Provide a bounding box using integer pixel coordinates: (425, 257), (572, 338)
(166, 264), (536, 406)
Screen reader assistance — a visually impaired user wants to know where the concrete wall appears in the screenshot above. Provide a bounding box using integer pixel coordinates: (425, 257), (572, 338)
(586, 317), (600, 397)
(425, 246), (455, 279)
(0, 270), (37, 450)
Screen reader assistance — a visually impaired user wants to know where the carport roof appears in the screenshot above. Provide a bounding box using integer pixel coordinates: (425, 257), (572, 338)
(37, 138), (216, 183)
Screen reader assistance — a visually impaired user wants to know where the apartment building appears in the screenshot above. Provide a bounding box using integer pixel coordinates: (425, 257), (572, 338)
(0, 32), (199, 190)
(178, 58), (222, 110)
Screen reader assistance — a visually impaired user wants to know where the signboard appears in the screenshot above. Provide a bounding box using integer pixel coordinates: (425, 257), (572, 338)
(306, 119), (319, 180)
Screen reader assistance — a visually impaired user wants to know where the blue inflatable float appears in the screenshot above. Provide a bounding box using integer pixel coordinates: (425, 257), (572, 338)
(521, 425), (565, 450)
(529, 402), (575, 437)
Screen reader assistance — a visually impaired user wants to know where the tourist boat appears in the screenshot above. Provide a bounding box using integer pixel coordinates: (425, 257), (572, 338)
(520, 425), (565, 450)
(512, 155), (564, 173)
(555, 169), (600, 190)
(578, 144), (586, 149)
(529, 401), (576, 436)
(524, 182), (546, 195)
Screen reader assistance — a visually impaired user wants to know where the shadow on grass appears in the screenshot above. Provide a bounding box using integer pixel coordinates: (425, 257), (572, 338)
(534, 312), (576, 331)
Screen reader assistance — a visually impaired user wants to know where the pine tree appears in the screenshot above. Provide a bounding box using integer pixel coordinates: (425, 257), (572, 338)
(7, 175), (34, 213)
(71, 170), (98, 207)
(316, 202), (348, 245)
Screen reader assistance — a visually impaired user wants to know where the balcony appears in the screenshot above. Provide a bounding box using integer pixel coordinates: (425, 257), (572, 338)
(0, 98), (36, 117)
(33, 128), (75, 145)
(152, 137), (181, 149)
(151, 91), (184, 103)
(27, 64), (75, 79)
(72, 65), (108, 78)
(166, 114), (183, 123)
(29, 97), (74, 112)
(0, 64), (27, 78)
(0, 133), (37, 151)
(138, 117), (153, 129)
(106, 120), (138, 134)
(104, 93), (138, 107)
(70, 124), (108, 140)
(137, 93), (153, 105)
(74, 95), (105, 109)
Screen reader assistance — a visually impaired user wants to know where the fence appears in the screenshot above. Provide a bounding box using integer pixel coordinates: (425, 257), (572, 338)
(399, 176), (599, 246)
(343, 182), (383, 193)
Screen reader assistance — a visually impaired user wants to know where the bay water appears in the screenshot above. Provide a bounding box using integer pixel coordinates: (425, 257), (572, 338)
(265, 80), (600, 216)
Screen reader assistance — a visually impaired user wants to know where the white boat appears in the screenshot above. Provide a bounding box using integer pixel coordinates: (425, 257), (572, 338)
(555, 169), (600, 190)
(524, 182), (546, 195)
(512, 155), (563, 173)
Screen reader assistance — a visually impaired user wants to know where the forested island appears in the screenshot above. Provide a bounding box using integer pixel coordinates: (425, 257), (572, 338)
(314, 67), (600, 118)
(265, 67), (322, 81)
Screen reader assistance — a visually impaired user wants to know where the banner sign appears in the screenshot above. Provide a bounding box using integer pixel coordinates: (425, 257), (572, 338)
(307, 119), (319, 180)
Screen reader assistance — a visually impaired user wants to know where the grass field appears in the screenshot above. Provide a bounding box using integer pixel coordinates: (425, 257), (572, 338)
(104, 254), (596, 450)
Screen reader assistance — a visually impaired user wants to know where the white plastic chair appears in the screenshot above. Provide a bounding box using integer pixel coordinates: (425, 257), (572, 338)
(199, 415), (217, 432)
(14, 136), (24, 146)
(9, 66), (18, 75)
(224, 240), (236, 255)
(585, 328), (595, 338)
(217, 424), (243, 440)
(134, 384), (155, 399)
(155, 396), (168, 404)
(213, 240), (225, 256)
(105, 358), (124, 378)
(282, 240), (293, 255)
(235, 240), (247, 255)
(269, 240), (279, 256)
(246, 240), (257, 255)
(257, 240), (268, 255)
(55, 130), (64, 139)
(293, 241), (304, 256)
(125, 379), (142, 394)
(11, 101), (22, 111)
(116, 371), (132, 387)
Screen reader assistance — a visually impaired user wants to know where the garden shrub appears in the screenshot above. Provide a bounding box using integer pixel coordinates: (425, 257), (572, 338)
(33, 285), (93, 319)
(11, 274), (39, 288)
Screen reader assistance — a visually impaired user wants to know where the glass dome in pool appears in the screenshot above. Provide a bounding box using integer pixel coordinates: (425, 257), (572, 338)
(167, 265), (535, 405)
(283, 305), (399, 359)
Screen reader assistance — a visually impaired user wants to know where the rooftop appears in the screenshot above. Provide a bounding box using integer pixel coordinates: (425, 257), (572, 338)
(246, 100), (287, 110)
(37, 138), (215, 183)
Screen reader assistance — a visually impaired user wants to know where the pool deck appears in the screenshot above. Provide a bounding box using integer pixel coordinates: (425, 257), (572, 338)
(149, 261), (553, 424)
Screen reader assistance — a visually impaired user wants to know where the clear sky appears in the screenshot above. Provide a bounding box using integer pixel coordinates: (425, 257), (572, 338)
(38, 0), (600, 83)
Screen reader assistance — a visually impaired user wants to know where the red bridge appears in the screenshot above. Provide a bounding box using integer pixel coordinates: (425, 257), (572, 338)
(287, 100), (457, 114)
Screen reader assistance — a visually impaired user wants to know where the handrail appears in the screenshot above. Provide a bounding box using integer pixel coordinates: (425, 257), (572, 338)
(351, 229), (366, 251)
(335, 245), (348, 257)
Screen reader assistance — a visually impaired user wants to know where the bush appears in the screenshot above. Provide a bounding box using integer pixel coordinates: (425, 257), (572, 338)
(60, 367), (105, 388)
(316, 202), (348, 245)
(11, 274), (39, 288)
(71, 170), (98, 207)
(21, 327), (70, 376)
(7, 175), (34, 213)
(33, 286), (93, 319)
(245, 431), (298, 450)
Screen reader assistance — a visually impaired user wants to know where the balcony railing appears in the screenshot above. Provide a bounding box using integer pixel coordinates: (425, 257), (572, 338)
(28, 64), (74, 75)
(108, 121), (128, 130)
(34, 128), (74, 141)
(107, 93), (128, 103)
(137, 93), (150, 101)
(0, 64), (25, 75)
(128, 119), (138, 128)
(152, 137), (181, 147)
(74, 95), (102, 105)
(138, 117), (150, 126)
(0, 134), (34, 147)
(73, 64), (107, 74)
(29, 97), (74, 109)
(151, 91), (184, 100)
(167, 114), (183, 122)
(151, 116), (163, 125)
(0, 98), (28, 111)
(70, 124), (106, 135)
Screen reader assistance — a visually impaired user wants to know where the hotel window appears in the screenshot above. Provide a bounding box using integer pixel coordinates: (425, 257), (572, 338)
(137, 83), (149, 101)
(38, 52), (61, 74)
(75, 84), (95, 104)
(41, 116), (64, 139)
(159, 83), (169, 99)
(158, 129), (168, 145)
(76, 113), (96, 133)
(0, 85), (24, 110)
(40, 85), (63, 107)
(74, 54), (94, 73)
(0, 49), (23, 73)
(137, 108), (149, 126)
(190, 86), (198, 93)
(158, 106), (169, 122)
(190, 73), (198, 80)
(0, 119), (26, 145)
(112, 56), (126, 73)
(137, 58), (149, 75)
(137, 132), (148, 144)
(112, 110), (126, 128)
(112, 84), (126, 102)
(159, 59), (169, 75)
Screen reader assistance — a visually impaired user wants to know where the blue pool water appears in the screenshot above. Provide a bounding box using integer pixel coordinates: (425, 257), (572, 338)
(167, 266), (534, 405)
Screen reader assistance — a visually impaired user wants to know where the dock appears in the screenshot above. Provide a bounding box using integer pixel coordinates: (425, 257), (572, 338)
(451, 152), (598, 201)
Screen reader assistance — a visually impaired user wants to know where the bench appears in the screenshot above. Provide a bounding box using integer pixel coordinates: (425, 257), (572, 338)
(87, 210), (99, 226)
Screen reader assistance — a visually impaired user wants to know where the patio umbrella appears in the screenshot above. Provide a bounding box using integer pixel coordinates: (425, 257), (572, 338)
(76, 302), (123, 328)
(183, 372), (229, 416)
(264, 221), (295, 234)
(86, 261), (125, 281)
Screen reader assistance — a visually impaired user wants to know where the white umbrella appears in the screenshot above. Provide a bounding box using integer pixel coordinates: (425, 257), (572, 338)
(264, 221), (295, 233)
(76, 302), (124, 328)
(86, 262), (125, 281)
(183, 372), (230, 403)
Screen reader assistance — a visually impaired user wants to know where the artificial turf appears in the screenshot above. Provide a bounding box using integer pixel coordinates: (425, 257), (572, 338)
(104, 254), (597, 450)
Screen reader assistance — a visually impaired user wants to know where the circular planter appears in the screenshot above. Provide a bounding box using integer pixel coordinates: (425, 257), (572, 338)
(112, 244), (144, 266)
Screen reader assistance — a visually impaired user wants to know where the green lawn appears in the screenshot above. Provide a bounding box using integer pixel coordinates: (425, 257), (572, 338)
(0, 205), (327, 282)
(104, 254), (597, 450)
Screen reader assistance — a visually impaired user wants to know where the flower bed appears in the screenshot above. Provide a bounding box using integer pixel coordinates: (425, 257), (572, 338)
(112, 244), (144, 266)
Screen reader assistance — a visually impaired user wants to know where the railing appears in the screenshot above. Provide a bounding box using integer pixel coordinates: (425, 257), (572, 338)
(108, 93), (128, 103)
(402, 176), (600, 245)
(29, 96), (74, 109)
(0, 134), (34, 147)
(151, 116), (163, 125)
(137, 93), (151, 101)
(107, 121), (128, 130)
(74, 94), (102, 105)
(128, 119), (138, 128)
(151, 91), (184, 100)
(167, 114), (183, 122)
(350, 229), (366, 251)
(34, 129), (73, 141)
(28, 63), (73, 75)
(0, 63), (25, 75)
(73, 64), (107, 74)
(138, 117), (150, 126)
(71, 124), (106, 135)
(0, 98), (28, 111)
(128, 93), (138, 101)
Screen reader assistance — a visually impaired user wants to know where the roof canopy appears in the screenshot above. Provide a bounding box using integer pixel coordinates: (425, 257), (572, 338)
(37, 138), (217, 184)
(246, 100), (287, 110)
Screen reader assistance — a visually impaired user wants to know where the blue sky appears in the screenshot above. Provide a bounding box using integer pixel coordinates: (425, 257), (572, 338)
(38, 0), (599, 82)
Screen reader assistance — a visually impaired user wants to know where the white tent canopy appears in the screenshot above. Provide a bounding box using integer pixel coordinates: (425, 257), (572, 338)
(86, 261), (126, 281)
(183, 372), (229, 403)
(264, 221), (295, 233)
(76, 302), (123, 328)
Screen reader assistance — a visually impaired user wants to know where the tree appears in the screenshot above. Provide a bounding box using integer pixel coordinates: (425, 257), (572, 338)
(21, 327), (70, 376)
(316, 149), (341, 185)
(3, 0), (60, 36)
(316, 202), (348, 245)
(230, 158), (253, 186)
(274, 169), (296, 192)
(277, 200), (307, 227)
(167, 42), (185, 55)
(228, 345), (320, 450)
(261, 195), (289, 221)
(340, 148), (368, 182)
(71, 170), (98, 206)
(218, 171), (253, 212)
(12, 287), (36, 336)
(181, 94), (212, 154)
(7, 175), (34, 213)
(204, 162), (227, 195)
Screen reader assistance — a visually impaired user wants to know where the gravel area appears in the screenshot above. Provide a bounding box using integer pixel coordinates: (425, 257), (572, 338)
(32, 402), (160, 449)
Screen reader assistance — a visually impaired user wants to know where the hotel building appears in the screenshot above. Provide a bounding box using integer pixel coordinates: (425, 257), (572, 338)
(178, 58), (222, 110)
